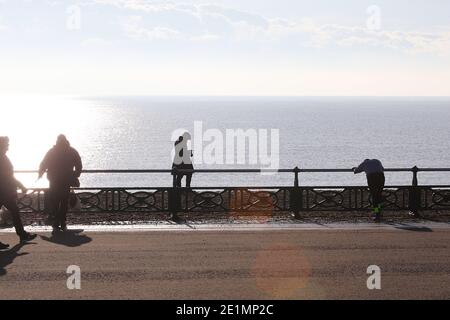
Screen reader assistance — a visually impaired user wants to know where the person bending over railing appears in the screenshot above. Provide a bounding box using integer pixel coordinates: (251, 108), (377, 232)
(353, 159), (385, 222)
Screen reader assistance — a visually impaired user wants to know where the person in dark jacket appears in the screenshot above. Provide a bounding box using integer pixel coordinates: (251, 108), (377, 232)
(0, 137), (37, 248)
(172, 132), (194, 188)
(39, 135), (82, 233)
(353, 159), (385, 222)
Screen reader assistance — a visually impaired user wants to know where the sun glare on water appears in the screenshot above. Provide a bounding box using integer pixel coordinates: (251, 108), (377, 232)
(0, 95), (102, 187)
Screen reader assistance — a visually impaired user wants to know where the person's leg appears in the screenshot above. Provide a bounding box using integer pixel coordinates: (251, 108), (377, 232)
(172, 174), (177, 188)
(372, 173), (385, 208)
(47, 189), (59, 227)
(376, 173), (385, 211)
(54, 200), (61, 228)
(176, 174), (183, 188)
(186, 174), (192, 188)
(2, 199), (25, 237)
(44, 190), (53, 225)
(0, 201), (10, 248)
(59, 186), (70, 230)
(3, 198), (36, 241)
(367, 174), (381, 219)
(55, 195), (65, 228)
(371, 181), (381, 208)
(51, 188), (63, 229)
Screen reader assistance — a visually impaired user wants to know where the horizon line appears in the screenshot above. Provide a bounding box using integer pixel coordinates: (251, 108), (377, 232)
(2, 94), (450, 99)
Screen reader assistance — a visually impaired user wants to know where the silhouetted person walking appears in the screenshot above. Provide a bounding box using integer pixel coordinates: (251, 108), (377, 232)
(353, 159), (385, 222)
(39, 135), (82, 233)
(0, 137), (37, 247)
(172, 132), (194, 188)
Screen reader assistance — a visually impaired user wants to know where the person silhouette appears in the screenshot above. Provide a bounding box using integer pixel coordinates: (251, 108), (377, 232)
(0, 137), (37, 246)
(353, 159), (385, 222)
(172, 132), (194, 188)
(39, 135), (82, 233)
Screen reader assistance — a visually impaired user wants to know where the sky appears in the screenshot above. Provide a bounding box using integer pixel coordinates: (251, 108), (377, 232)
(0, 0), (449, 96)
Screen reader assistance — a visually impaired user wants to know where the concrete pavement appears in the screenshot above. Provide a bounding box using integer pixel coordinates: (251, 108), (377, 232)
(1, 223), (449, 299)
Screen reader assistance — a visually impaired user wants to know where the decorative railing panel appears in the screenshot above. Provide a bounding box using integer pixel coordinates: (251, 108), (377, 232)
(17, 189), (46, 213)
(11, 167), (450, 217)
(13, 186), (450, 214)
(298, 187), (411, 211)
(421, 187), (450, 210)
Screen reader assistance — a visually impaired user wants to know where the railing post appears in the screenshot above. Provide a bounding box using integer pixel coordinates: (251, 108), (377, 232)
(291, 167), (302, 219)
(409, 166), (421, 217)
(412, 166), (418, 187)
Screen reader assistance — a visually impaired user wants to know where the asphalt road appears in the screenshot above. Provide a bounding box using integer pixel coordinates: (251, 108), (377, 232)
(1, 225), (450, 300)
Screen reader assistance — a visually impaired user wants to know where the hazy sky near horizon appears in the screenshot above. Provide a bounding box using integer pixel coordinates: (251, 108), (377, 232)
(0, 0), (449, 96)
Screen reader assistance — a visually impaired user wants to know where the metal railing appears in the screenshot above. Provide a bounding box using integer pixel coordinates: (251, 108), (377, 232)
(13, 167), (450, 218)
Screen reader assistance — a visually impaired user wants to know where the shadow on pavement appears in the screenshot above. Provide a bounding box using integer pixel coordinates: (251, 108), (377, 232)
(421, 217), (450, 224)
(387, 222), (433, 232)
(0, 243), (32, 277)
(40, 229), (92, 247)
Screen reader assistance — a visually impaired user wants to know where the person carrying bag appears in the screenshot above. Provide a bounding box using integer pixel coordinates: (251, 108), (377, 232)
(39, 135), (83, 233)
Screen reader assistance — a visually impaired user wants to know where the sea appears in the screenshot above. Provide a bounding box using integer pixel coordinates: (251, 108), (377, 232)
(1, 96), (450, 188)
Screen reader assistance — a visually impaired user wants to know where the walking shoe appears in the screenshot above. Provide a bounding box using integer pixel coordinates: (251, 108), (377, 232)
(408, 211), (422, 218)
(170, 214), (184, 223)
(0, 242), (10, 250)
(373, 213), (382, 223)
(20, 232), (37, 243)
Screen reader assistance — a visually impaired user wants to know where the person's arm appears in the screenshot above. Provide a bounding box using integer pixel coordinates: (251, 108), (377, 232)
(73, 150), (83, 178)
(353, 162), (365, 174)
(38, 152), (50, 178)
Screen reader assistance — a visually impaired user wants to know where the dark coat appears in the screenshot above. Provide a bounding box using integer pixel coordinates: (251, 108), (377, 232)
(172, 141), (194, 174)
(39, 144), (82, 187)
(0, 155), (20, 199)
